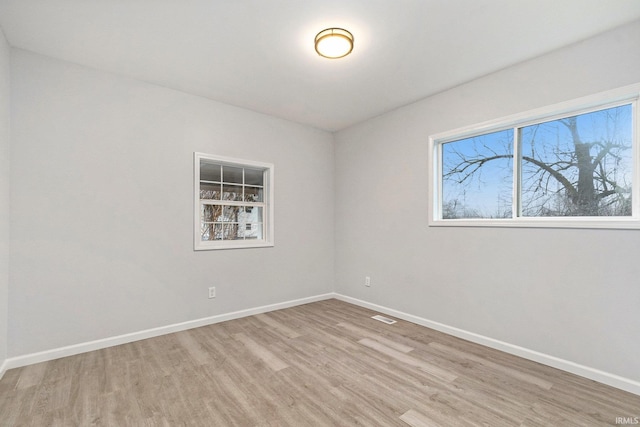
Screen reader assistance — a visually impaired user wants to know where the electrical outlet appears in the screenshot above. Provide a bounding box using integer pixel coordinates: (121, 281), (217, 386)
(208, 286), (216, 299)
(365, 276), (371, 287)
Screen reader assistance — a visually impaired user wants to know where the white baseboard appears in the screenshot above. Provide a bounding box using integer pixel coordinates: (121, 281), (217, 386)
(334, 293), (640, 396)
(4, 292), (639, 397)
(3, 293), (335, 372)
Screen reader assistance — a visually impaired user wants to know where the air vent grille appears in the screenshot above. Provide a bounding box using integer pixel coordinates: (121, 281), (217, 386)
(371, 315), (397, 325)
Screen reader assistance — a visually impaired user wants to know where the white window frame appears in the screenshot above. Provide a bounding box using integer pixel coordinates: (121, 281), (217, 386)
(428, 84), (640, 229)
(194, 152), (274, 250)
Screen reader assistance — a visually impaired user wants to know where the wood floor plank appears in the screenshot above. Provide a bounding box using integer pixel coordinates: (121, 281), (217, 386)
(337, 321), (415, 353)
(175, 329), (212, 366)
(255, 313), (302, 339)
(1, 299), (639, 426)
(358, 337), (458, 382)
(400, 408), (440, 427)
(233, 332), (289, 372)
(15, 361), (47, 390)
(428, 341), (553, 390)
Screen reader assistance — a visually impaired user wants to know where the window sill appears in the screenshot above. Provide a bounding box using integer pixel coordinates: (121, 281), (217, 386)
(194, 241), (274, 251)
(428, 217), (640, 230)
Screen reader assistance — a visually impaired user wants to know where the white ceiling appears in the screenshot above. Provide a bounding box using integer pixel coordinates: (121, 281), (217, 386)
(1, 1), (639, 132)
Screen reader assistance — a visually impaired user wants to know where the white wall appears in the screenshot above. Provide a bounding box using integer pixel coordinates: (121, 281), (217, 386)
(335, 21), (640, 383)
(0, 28), (10, 370)
(9, 49), (334, 357)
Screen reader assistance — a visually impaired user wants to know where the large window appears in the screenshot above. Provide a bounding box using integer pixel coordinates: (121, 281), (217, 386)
(194, 153), (274, 250)
(429, 85), (639, 228)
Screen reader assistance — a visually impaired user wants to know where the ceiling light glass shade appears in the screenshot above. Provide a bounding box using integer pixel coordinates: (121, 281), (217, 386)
(315, 28), (354, 59)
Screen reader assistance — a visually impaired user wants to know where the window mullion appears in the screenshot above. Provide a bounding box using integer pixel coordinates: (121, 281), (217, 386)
(512, 126), (521, 219)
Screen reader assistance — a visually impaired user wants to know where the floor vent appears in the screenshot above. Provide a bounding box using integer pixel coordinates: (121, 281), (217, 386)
(371, 315), (397, 325)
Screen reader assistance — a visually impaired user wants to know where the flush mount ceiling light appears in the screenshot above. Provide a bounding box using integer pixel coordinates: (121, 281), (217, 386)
(314, 28), (354, 59)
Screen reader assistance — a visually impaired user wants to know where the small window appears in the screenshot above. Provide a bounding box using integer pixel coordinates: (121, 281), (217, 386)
(429, 85), (639, 229)
(194, 153), (274, 250)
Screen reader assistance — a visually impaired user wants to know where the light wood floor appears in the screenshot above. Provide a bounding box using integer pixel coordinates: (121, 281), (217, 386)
(1, 299), (638, 426)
